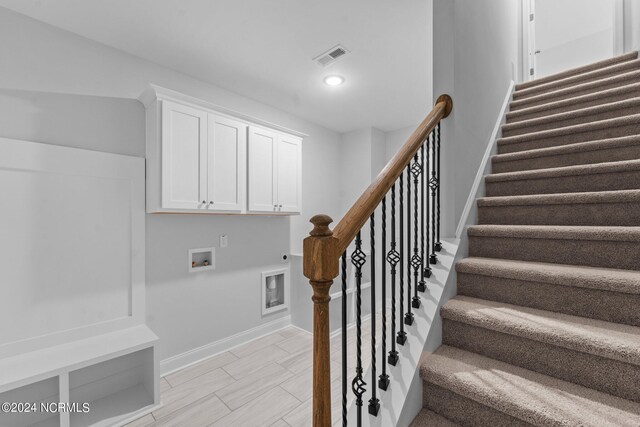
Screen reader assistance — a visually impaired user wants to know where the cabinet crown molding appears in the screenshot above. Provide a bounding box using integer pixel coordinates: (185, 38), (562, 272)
(138, 84), (308, 138)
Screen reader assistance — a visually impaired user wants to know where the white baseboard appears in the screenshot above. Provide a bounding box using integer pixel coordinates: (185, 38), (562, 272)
(160, 316), (292, 376)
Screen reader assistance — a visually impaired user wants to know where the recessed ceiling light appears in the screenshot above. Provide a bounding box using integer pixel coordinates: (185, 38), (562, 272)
(324, 75), (345, 86)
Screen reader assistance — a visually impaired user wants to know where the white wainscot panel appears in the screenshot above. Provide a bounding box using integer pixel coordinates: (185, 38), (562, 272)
(0, 143), (139, 348)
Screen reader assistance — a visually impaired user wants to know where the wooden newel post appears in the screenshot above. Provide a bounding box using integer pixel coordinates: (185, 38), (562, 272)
(304, 214), (340, 427)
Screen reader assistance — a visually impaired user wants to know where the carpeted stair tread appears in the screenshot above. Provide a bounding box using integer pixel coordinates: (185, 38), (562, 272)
(442, 296), (640, 366)
(467, 224), (640, 242)
(515, 51), (638, 91)
(410, 409), (460, 427)
(477, 189), (640, 225)
(508, 81), (640, 123)
(456, 257), (640, 295)
(497, 114), (640, 152)
(491, 135), (640, 172)
(468, 225), (640, 270)
(510, 69), (640, 111)
(478, 189), (640, 207)
(502, 97), (640, 137)
(486, 158), (640, 183)
(420, 346), (640, 427)
(513, 59), (640, 101)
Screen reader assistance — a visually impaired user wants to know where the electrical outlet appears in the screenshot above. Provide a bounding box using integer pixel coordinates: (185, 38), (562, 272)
(220, 235), (228, 248)
(281, 252), (289, 263)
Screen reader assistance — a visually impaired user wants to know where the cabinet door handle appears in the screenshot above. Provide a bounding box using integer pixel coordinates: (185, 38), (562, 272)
(209, 201), (214, 205)
(202, 200), (206, 204)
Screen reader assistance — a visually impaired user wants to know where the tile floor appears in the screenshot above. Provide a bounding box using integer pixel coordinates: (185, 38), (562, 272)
(126, 320), (379, 427)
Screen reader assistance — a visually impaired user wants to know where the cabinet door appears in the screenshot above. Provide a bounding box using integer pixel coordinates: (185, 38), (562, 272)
(248, 127), (278, 213)
(276, 135), (302, 213)
(207, 115), (247, 211)
(161, 100), (207, 210)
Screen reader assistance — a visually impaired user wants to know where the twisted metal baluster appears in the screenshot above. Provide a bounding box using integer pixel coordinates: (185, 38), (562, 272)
(341, 252), (348, 427)
(404, 166), (414, 326)
(351, 233), (367, 426)
(435, 122), (443, 252)
(411, 154), (422, 308)
(424, 135), (432, 278)
(388, 184), (400, 364)
(429, 130), (438, 265)
(397, 174), (407, 345)
(368, 214), (380, 416)
(379, 196), (391, 388)
(418, 143), (428, 290)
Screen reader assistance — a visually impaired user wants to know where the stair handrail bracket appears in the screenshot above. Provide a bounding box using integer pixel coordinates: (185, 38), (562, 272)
(303, 94), (452, 427)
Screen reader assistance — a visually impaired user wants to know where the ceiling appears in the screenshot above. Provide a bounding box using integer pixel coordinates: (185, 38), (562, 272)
(0, 0), (430, 133)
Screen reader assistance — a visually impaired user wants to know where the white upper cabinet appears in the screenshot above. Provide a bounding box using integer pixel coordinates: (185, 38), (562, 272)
(161, 100), (207, 210)
(143, 86), (303, 215)
(248, 127), (302, 214)
(248, 127), (278, 213)
(276, 134), (302, 213)
(207, 114), (247, 211)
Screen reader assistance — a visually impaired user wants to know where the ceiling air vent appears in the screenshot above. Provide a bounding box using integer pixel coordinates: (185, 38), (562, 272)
(313, 45), (349, 67)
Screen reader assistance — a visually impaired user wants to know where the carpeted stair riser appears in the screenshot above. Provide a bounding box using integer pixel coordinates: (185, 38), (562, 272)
(509, 70), (640, 111)
(485, 166), (640, 197)
(515, 51), (638, 91)
(497, 117), (640, 154)
(491, 136), (640, 173)
(513, 60), (640, 101)
(422, 382), (530, 427)
(502, 99), (640, 137)
(456, 272), (640, 326)
(507, 82), (640, 122)
(468, 234), (640, 271)
(477, 197), (640, 226)
(443, 320), (640, 403)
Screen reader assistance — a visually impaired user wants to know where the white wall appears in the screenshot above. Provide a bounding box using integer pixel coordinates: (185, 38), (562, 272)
(0, 8), (342, 361)
(339, 128), (374, 218)
(535, 0), (617, 77)
(624, 0), (640, 51)
(0, 90), (145, 157)
(433, 0), (519, 236)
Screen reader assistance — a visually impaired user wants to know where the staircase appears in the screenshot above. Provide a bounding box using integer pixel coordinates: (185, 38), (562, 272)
(413, 52), (640, 426)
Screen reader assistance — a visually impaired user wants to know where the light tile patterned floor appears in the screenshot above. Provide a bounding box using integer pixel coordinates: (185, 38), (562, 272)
(126, 320), (379, 427)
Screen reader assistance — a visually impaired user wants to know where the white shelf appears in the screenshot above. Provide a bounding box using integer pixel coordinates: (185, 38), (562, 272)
(0, 377), (59, 427)
(0, 325), (157, 394)
(70, 384), (154, 427)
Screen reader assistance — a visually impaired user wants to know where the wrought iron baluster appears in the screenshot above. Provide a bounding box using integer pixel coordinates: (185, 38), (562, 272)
(429, 130), (438, 265)
(341, 252), (348, 427)
(379, 197), (391, 388)
(387, 185), (400, 364)
(418, 143), (428, 290)
(368, 214), (380, 416)
(397, 174), (407, 345)
(351, 233), (367, 426)
(424, 135), (432, 278)
(435, 122), (442, 252)
(411, 154), (422, 307)
(405, 166), (414, 326)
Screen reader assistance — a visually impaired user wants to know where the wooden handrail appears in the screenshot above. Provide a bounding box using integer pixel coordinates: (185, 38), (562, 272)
(303, 94), (452, 427)
(333, 94), (453, 254)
